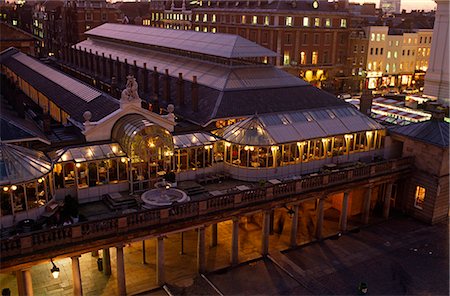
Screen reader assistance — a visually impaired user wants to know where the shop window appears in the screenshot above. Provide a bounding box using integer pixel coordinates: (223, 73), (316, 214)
(414, 186), (426, 209)
(12, 185), (26, 213)
(26, 182), (38, 210)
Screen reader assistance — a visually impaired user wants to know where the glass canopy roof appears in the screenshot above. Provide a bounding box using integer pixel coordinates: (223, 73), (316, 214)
(221, 107), (384, 145)
(173, 132), (219, 149)
(53, 143), (126, 163)
(0, 143), (52, 186)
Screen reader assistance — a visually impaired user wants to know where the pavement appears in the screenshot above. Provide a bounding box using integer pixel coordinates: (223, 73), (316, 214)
(0, 213), (447, 295)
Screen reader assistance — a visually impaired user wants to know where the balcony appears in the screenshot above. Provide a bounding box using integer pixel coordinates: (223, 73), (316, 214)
(0, 157), (412, 270)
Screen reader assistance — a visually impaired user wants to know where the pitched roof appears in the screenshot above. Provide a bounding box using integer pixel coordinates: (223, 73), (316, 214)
(0, 48), (119, 123)
(84, 23), (277, 59)
(390, 121), (449, 148)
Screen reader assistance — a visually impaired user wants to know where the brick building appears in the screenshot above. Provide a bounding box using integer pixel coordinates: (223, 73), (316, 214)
(0, 21), (39, 56)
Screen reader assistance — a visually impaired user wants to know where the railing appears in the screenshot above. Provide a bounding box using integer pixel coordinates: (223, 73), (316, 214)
(0, 157), (413, 266)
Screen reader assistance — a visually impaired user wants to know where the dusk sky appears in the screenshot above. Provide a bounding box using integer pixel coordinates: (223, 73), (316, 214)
(352, 0), (436, 11)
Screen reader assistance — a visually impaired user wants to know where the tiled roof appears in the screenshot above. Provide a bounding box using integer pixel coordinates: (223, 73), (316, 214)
(0, 48), (119, 123)
(390, 121), (449, 148)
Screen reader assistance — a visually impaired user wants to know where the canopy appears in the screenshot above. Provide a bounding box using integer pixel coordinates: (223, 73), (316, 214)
(0, 143), (52, 186)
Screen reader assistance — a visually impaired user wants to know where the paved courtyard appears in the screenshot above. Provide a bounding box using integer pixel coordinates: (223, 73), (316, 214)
(1, 214), (447, 295)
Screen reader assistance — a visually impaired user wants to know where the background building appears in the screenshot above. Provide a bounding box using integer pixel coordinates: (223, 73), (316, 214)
(380, 0), (401, 15)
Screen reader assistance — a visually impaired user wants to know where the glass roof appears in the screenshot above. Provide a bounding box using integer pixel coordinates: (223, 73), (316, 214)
(173, 132), (219, 149)
(75, 39), (304, 92)
(221, 116), (276, 146)
(53, 143), (126, 163)
(221, 107), (384, 145)
(85, 23), (277, 59)
(0, 143), (52, 186)
(12, 52), (101, 102)
(111, 114), (173, 162)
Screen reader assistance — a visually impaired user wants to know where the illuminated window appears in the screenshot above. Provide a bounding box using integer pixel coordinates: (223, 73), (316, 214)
(12, 19), (17, 26)
(414, 186), (426, 209)
(203, 27), (208, 32)
(195, 26), (200, 31)
(368, 62), (372, 70)
(376, 33), (380, 41)
(286, 16), (293, 26)
(314, 17), (320, 27)
(394, 51), (398, 58)
(252, 15), (257, 24)
(203, 14), (207, 22)
(241, 15), (246, 24)
(212, 14), (216, 23)
(340, 18), (347, 28)
(283, 51), (290, 66)
(371, 33), (375, 41)
(211, 27), (216, 33)
(381, 34), (385, 41)
(325, 18), (331, 27)
(387, 51), (391, 58)
(264, 16), (269, 25)
(312, 51), (318, 64)
(303, 17), (309, 27)
(195, 14), (200, 22)
(300, 51), (306, 64)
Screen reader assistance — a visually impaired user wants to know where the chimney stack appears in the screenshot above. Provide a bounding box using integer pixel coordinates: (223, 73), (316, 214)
(177, 73), (185, 106)
(359, 88), (373, 116)
(164, 69), (171, 102)
(192, 76), (199, 112)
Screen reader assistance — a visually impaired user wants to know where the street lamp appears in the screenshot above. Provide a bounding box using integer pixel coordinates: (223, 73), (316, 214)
(50, 259), (60, 279)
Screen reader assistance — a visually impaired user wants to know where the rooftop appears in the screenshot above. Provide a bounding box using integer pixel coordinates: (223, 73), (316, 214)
(390, 120), (449, 148)
(84, 23), (277, 59)
(0, 48), (119, 123)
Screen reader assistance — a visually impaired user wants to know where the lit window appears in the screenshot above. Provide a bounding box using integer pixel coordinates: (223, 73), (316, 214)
(414, 186), (426, 209)
(283, 51), (290, 66)
(203, 27), (208, 32)
(387, 51), (391, 58)
(286, 16), (293, 26)
(394, 51), (398, 58)
(376, 33), (380, 41)
(211, 27), (216, 33)
(241, 15), (246, 24)
(340, 18), (346, 28)
(300, 51), (306, 64)
(264, 16), (269, 26)
(314, 17), (320, 27)
(195, 26), (200, 31)
(325, 18), (331, 27)
(381, 34), (385, 41)
(195, 14), (200, 22)
(12, 19), (17, 26)
(395, 40), (399, 46)
(386, 63), (389, 72)
(212, 14), (216, 23)
(303, 17), (309, 27)
(312, 51), (318, 64)
(252, 15), (257, 24)
(203, 14), (208, 22)
(371, 33), (375, 41)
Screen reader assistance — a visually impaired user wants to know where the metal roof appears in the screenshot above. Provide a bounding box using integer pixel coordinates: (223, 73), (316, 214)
(0, 143), (52, 186)
(75, 38), (305, 91)
(85, 23), (277, 59)
(13, 52), (101, 102)
(390, 121), (449, 148)
(221, 107), (384, 145)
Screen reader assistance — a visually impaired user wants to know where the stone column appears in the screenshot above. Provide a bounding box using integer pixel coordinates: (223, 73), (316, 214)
(210, 223), (218, 247)
(102, 248), (111, 275)
(16, 271), (25, 296)
(156, 236), (165, 286)
(339, 191), (350, 232)
(21, 269), (33, 296)
(116, 246), (126, 296)
(383, 183), (393, 219)
(315, 197), (325, 240)
(290, 204), (299, 248)
(197, 227), (206, 273)
(362, 186), (372, 224)
(71, 256), (83, 296)
(231, 217), (239, 266)
(261, 210), (270, 256)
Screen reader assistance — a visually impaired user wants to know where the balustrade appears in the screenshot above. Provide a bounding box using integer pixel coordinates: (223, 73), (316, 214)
(0, 157), (413, 264)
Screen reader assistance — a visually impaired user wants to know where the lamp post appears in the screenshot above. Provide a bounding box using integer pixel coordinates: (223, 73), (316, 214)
(50, 259), (60, 279)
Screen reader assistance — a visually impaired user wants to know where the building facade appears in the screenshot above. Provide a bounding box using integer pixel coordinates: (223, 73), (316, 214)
(380, 0), (401, 15)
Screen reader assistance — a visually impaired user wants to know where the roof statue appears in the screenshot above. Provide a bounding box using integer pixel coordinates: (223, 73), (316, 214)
(121, 75), (140, 105)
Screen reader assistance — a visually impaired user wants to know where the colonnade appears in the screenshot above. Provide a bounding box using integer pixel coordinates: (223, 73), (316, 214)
(14, 181), (394, 296)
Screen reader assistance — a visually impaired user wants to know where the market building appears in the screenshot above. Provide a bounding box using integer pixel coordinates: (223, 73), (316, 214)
(0, 24), (444, 295)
